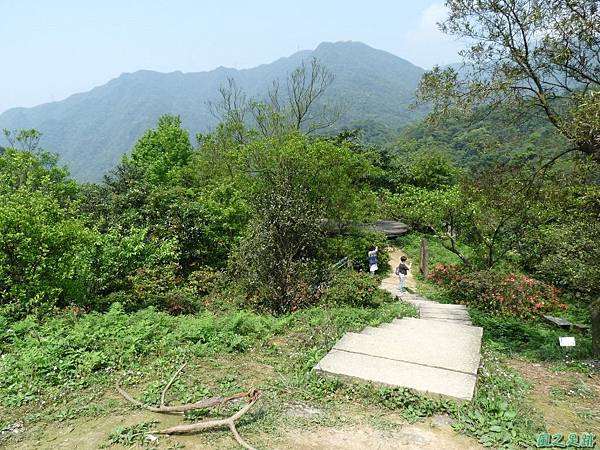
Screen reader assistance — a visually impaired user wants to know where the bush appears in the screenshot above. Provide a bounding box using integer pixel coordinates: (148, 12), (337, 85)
(428, 264), (563, 319)
(185, 267), (223, 297)
(323, 270), (388, 307)
(0, 304), (281, 407)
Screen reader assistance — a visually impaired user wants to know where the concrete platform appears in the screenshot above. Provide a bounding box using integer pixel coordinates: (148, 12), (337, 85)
(360, 325), (481, 347)
(315, 350), (478, 401)
(334, 332), (481, 374)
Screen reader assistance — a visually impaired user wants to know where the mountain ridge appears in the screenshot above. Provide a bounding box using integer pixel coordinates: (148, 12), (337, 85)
(0, 41), (429, 181)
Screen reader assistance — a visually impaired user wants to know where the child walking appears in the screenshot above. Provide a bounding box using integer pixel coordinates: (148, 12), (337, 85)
(395, 255), (411, 294)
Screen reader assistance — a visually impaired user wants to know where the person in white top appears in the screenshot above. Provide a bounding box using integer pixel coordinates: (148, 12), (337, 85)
(367, 246), (378, 276)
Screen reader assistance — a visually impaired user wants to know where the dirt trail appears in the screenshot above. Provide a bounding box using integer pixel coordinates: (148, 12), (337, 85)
(4, 411), (484, 450)
(382, 247), (417, 292)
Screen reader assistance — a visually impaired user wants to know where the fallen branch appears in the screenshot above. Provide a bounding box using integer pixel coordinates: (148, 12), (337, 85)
(116, 364), (262, 449)
(156, 389), (262, 450)
(161, 362), (187, 407)
(116, 385), (250, 414)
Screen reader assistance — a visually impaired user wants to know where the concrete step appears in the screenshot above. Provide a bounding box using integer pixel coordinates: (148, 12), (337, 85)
(420, 315), (471, 323)
(389, 318), (482, 337)
(315, 349), (477, 401)
(360, 326), (483, 348)
(333, 332), (481, 375)
(420, 304), (468, 312)
(428, 318), (473, 325)
(420, 310), (471, 318)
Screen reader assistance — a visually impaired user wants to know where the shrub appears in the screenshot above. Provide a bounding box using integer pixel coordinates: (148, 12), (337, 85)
(185, 267), (223, 297)
(322, 270), (387, 307)
(428, 264), (563, 319)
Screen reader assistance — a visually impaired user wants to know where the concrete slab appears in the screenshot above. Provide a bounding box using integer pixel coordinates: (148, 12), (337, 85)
(315, 349), (477, 401)
(420, 311), (471, 318)
(429, 319), (473, 325)
(420, 305), (468, 312)
(389, 318), (482, 337)
(333, 332), (480, 375)
(360, 326), (483, 349)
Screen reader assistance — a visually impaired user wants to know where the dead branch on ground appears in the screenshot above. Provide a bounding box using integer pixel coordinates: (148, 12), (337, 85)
(116, 363), (262, 449)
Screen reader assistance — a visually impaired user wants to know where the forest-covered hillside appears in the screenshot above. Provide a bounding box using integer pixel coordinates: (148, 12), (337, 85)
(0, 41), (426, 181)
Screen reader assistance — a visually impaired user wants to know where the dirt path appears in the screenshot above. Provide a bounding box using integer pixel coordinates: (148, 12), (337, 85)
(382, 247), (417, 292)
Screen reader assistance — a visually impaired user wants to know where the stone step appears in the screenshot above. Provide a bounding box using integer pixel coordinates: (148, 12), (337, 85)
(389, 318), (482, 337)
(361, 326), (482, 348)
(420, 315), (471, 323)
(428, 318), (473, 325)
(420, 310), (471, 318)
(315, 349), (477, 401)
(333, 332), (481, 375)
(404, 299), (467, 310)
(420, 304), (468, 312)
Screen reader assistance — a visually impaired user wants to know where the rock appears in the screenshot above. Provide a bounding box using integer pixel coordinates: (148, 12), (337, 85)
(430, 414), (456, 428)
(284, 404), (322, 418)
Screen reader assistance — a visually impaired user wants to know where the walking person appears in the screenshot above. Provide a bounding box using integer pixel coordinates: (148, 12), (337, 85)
(395, 255), (411, 294)
(367, 246), (378, 276)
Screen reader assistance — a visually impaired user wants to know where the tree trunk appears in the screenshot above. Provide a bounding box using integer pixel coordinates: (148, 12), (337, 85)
(419, 239), (429, 278)
(591, 299), (600, 358)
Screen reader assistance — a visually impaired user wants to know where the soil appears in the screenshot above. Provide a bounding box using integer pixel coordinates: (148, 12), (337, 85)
(282, 422), (483, 450)
(506, 358), (600, 433)
(3, 412), (484, 450)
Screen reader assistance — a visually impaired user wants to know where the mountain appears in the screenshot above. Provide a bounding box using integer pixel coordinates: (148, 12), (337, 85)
(0, 41), (426, 181)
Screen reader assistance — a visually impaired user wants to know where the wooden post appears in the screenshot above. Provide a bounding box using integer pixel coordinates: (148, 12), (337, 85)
(419, 239), (429, 278)
(591, 299), (600, 357)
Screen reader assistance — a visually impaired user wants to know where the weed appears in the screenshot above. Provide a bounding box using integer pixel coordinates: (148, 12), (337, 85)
(453, 350), (543, 449)
(102, 420), (159, 449)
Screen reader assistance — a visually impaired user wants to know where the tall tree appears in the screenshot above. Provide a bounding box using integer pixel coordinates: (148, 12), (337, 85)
(416, 0), (600, 355)
(209, 58), (339, 141)
(417, 0), (600, 161)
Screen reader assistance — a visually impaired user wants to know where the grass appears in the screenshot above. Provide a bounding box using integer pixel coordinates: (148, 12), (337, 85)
(0, 290), (418, 448)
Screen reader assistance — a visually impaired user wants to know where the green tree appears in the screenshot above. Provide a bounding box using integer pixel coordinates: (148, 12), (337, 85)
(0, 146), (95, 318)
(417, 0), (600, 161)
(127, 115), (193, 184)
(231, 133), (376, 314)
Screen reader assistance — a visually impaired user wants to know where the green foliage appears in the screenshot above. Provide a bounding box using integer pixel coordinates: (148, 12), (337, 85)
(0, 148), (97, 319)
(416, 0), (600, 161)
(322, 270), (388, 308)
(231, 134), (376, 314)
(377, 387), (456, 422)
(0, 304), (281, 407)
(127, 114), (193, 185)
(103, 420), (159, 448)
(470, 309), (593, 362)
(90, 226), (178, 296)
(323, 230), (389, 272)
(454, 351), (542, 449)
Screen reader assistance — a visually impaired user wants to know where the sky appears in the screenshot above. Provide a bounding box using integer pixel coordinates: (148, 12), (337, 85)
(0, 0), (464, 114)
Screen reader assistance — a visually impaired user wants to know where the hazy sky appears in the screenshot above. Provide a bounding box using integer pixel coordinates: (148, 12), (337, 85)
(1, 0), (464, 114)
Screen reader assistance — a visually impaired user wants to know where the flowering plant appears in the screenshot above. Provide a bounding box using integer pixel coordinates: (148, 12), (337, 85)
(428, 264), (563, 319)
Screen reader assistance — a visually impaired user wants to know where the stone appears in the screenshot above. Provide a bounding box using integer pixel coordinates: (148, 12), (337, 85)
(333, 331), (481, 375)
(315, 350), (478, 401)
